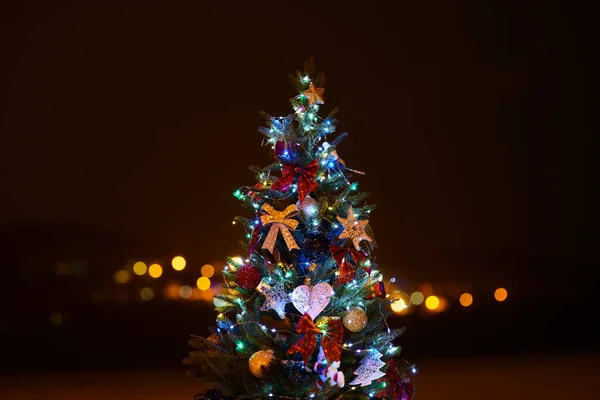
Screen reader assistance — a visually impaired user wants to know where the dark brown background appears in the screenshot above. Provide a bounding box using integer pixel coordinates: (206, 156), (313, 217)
(0, 2), (595, 398)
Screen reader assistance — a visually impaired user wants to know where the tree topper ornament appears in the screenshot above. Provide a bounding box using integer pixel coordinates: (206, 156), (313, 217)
(336, 206), (372, 250)
(302, 82), (325, 106)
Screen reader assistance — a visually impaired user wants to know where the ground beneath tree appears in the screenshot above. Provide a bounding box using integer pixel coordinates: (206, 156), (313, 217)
(1, 356), (597, 399)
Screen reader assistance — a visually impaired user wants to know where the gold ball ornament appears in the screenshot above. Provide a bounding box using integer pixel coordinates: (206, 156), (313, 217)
(248, 349), (276, 378)
(343, 307), (368, 332)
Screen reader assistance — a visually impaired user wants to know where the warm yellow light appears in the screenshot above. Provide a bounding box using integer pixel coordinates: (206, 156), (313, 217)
(410, 291), (424, 305)
(460, 293), (473, 307)
(114, 269), (131, 284)
(172, 256), (186, 271)
(148, 264), (163, 278)
(140, 287), (154, 301)
(391, 298), (408, 313)
(494, 287), (508, 302)
(197, 276), (211, 291)
(425, 295), (440, 310)
(201, 264), (215, 278)
(133, 261), (147, 276)
(191, 287), (214, 301)
(179, 285), (193, 299)
(49, 313), (63, 327)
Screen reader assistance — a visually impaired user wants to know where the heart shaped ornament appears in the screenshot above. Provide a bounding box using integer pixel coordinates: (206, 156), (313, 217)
(291, 282), (334, 320)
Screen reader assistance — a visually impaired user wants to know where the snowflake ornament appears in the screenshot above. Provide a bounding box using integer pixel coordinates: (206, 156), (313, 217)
(336, 206), (372, 250)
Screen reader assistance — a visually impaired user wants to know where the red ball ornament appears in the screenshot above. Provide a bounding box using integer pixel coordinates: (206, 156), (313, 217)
(236, 265), (262, 290)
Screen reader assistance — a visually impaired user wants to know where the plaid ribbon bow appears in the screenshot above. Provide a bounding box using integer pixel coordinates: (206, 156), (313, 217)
(271, 159), (319, 201)
(330, 244), (367, 285)
(376, 359), (415, 400)
(287, 314), (343, 364)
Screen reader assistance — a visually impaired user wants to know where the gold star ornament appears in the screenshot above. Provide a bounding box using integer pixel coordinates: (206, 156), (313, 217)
(302, 82), (325, 106)
(336, 206), (372, 250)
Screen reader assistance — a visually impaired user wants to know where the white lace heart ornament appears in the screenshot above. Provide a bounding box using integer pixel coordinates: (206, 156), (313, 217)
(291, 282), (334, 320)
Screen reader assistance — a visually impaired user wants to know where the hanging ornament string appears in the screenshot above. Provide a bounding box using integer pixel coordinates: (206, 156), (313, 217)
(271, 159), (319, 201)
(260, 203), (300, 253)
(287, 314), (343, 364)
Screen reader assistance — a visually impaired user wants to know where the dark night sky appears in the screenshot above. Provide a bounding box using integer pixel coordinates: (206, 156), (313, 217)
(0, 1), (593, 288)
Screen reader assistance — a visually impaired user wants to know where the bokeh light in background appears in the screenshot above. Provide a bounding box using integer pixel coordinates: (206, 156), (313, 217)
(179, 285), (193, 299)
(425, 295), (440, 310)
(114, 269), (131, 284)
(197, 277), (211, 291)
(164, 283), (180, 300)
(140, 287), (154, 301)
(49, 313), (63, 327)
(148, 264), (163, 278)
(201, 264), (215, 278)
(172, 256), (186, 271)
(494, 287), (508, 302)
(133, 261), (147, 276)
(391, 298), (408, 313)
(460, 293), (473, 307)
(410, 291), (424, 305)
(191, 287), (215, 301)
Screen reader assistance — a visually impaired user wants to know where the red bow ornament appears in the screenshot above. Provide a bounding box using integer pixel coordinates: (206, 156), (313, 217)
(376, 359), (415, 400)
(287, 314), (343, 364)
(271, 159), (319, 201)
(330, 244), (367, 285)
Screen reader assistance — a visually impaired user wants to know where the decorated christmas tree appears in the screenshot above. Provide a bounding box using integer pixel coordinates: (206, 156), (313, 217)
(185, 59), (416, 400)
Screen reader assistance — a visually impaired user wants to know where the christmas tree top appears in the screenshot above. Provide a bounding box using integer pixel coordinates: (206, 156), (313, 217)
(185, 59), (416, 400)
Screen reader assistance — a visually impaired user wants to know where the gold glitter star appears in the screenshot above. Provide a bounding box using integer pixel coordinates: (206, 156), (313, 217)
(302, 82), (325, 106)
(336, 206), (372, 250)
